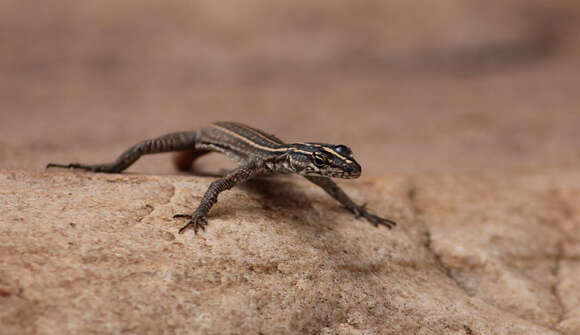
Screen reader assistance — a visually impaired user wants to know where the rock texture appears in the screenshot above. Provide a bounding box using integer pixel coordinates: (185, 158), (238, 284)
(1, 169), (579, 334)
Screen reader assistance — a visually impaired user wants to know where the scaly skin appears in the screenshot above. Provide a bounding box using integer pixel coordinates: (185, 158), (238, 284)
(47, 122), (396, 234)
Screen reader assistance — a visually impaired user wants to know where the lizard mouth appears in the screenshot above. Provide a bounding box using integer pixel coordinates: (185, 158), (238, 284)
(342, 162), (361, 178)
(339, 171), (361, 179)
(305, 169), (361, 179)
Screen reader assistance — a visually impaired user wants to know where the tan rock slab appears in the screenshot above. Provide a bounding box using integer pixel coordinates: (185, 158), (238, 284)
(1, 169), (579, 334)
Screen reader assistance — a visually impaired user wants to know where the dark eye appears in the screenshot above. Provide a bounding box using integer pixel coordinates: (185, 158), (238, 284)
(334, 145), (352, 156)
(312, 152), (328, 167)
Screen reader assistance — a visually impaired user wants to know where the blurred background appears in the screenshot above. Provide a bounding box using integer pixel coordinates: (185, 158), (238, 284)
(1, 0), (579, 176)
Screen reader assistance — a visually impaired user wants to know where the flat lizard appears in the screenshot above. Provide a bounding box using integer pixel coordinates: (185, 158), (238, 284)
(47, 122), (396, 234)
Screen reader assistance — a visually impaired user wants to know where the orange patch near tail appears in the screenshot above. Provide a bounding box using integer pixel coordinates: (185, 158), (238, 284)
(173, 149), (210, 172)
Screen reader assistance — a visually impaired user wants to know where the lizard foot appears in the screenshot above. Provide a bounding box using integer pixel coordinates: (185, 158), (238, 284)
(353, 205), (396, 229)
(174, 213), (208, 234)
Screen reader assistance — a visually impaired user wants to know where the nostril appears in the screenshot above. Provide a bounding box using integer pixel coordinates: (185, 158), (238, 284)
(344, 165), (353, 173)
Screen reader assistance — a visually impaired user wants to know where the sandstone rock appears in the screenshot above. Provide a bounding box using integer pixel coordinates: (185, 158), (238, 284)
(1, 169), (578, 334)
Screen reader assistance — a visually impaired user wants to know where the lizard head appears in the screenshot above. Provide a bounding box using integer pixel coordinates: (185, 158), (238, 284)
(287, 143), (361, 179)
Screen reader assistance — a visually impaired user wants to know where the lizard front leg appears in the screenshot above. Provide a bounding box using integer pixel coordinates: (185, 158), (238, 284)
(304, 176), (396, 229)
(175, 159), (267, 234)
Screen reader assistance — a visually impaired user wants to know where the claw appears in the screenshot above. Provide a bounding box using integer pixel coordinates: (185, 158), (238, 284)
(176, 214), (208, 234)
(369, 214), (396, 229)
(354, 205), (397, 229)
(46, 163), (77, 169)
(178, 224), (187, 234)
(46, 163), (103, 172)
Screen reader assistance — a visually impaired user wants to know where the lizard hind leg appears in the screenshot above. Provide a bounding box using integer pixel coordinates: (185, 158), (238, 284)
(47, 131), (199, 173)
(173, 149), (211, 172)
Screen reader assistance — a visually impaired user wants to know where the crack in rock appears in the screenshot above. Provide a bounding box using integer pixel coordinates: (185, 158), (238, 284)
(423, 224), (474, 297)
(550, 241), (565, 330)
(547, 191), (578, 332)
(136, 204), (155, 223)
(407, 182), (472, 297)
(407, 179), (572, 333)
(136, 179), (176, 225)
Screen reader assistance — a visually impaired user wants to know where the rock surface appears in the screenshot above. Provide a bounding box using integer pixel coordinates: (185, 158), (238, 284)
(1, 169), (579, 334)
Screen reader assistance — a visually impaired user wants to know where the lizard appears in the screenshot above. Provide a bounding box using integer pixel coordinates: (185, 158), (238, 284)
(47, 122), (396, 234)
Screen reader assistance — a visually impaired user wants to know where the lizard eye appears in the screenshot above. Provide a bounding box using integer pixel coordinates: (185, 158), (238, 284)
(334, 145), (352, 156)
(312, 152), (329, 167)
